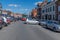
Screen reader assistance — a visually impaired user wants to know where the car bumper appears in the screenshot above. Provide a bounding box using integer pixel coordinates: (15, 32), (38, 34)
(40, 23), (46, 26)
(56, 28), (60, 32)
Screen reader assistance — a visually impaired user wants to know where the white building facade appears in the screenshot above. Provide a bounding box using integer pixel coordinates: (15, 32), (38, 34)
(41, 0), (60, 21)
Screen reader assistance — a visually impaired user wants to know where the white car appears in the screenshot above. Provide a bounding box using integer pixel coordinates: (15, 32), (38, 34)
(2, 16), (9, 26)
(25, 18), (39, 24)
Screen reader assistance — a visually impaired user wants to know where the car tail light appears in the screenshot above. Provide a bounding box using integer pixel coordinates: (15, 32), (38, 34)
(0, 20), (2, 23)
(7, 19), (10, 22)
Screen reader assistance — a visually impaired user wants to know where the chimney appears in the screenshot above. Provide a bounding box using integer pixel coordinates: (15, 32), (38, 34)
(43, 0), (48, 5)
(43, 0), (48, 3)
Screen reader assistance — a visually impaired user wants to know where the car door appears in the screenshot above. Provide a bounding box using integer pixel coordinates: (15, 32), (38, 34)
(47, 21), (52, 29)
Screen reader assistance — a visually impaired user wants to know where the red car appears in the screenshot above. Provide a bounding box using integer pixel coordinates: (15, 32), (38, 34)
(21, 18), (26, 21)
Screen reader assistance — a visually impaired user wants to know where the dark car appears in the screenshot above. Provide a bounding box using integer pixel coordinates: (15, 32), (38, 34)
(0, 17), (4, 29)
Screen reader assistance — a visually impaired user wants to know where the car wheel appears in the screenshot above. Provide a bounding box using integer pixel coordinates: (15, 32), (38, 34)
(39, 23), (41, 25)
(0, 25), (2, 29)
(43, 25), (46, 28)
(53, 27), (57, 32)
(43, 24), (47, 28)
(45, 25), (48, 28)
(4, 23), (8, 27)
(5, 24), (8, 26)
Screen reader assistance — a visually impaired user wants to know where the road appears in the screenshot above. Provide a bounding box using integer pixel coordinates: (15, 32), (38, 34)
(0, 21), (60, 40)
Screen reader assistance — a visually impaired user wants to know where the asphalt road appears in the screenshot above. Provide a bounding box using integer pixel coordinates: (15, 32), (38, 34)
(0, 21), (60, 40)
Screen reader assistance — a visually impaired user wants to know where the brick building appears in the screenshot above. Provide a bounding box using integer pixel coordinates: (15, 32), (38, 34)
(37, 2), (42, 20)
(31, 8), (37, 19)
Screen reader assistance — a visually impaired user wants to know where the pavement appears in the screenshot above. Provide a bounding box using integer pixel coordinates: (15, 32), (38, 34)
(0, 21), (60, 40)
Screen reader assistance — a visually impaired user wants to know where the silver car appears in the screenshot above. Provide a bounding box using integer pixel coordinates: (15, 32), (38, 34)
(52, 21), (60, 32)
(39, 20), (47, 27)
(46, 20), (60, 32)
(25, 18), (39, 24)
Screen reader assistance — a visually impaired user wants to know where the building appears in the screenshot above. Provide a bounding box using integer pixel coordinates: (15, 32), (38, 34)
(36, 0), (48, 20)
(13, 13), (22, 18)
(2, 10), (12, 16)
(41, 0), (60, 21)
(2, 10), (8, 15)
(31, 8), (37, 19)
(37, 2), (42, 20)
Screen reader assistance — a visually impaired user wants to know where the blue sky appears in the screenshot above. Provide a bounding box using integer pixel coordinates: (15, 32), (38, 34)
(0, 0), (43, 14)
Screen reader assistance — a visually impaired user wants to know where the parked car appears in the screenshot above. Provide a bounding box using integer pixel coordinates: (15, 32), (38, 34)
(2, 16), (10, 26)
(7, 17), (11, 24)
(45, 20), (60, 32)
(25, 18), (39, 24)
(49, 21), (60, 32)
(0, 17), (4, 29)
(10, 16), (15, 22)
(39, 20), (47, 27)
(45, 20), (53, 28)
(21, 17), (26, 21)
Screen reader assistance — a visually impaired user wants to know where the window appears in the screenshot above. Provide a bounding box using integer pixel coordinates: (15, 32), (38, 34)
(42, 10), (44, 13)
(46, 8), (47, 13)
(53, 6), (55, 11)
(58, 6), (60, 12)
(48, 8), (49, 12)
(53, 15), (55, 20)
(48, 15), (51, 20)
(50, 7), (52, 12)
(45, 14), (48, 20)
(55, 15), (58, 21)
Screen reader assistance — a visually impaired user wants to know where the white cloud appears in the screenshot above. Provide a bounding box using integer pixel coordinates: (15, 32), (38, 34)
(20, 8), (28, 11)
(35, 1), (42, 5)
(8, 4), (20, 7)
(5, 9), (12, 11)
(24, 9), (28, 11)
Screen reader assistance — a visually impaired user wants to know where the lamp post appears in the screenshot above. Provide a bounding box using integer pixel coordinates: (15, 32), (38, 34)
(0, 3), (2, 16)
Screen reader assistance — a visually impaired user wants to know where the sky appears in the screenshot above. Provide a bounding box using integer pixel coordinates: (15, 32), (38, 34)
(0, 0), (44, 14)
